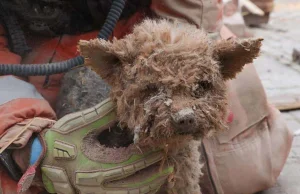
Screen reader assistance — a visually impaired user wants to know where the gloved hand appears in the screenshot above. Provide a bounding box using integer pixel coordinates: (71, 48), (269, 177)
(0, 118), (55, 149)
(16, 98), (173, 194)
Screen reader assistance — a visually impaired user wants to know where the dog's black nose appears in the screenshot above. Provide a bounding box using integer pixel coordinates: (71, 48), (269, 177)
(171, 108), (196, 133)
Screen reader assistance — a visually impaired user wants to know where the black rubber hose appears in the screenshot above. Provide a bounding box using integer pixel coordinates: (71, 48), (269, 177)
(0, 0), (125, 76)
(0, 3), (31, 57)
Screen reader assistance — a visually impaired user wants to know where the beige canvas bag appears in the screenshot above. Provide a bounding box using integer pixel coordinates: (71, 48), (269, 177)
(200, 55), (294, 194)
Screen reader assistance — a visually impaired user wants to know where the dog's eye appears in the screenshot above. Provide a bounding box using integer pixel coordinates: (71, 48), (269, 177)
(198, 81), (212, 90)
(146, 84), (158, 92)
(192, 81), (212, 98)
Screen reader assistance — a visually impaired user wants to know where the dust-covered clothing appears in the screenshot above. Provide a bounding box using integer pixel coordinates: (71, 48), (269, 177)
(0, 0), (292, 194)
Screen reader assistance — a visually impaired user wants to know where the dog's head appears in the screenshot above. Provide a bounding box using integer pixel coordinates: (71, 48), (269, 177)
(79, 19), (262, 140)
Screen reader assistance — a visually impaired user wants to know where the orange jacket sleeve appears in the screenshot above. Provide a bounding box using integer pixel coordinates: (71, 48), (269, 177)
(0, 23), (56, 136)
(0, 23), (53, 194)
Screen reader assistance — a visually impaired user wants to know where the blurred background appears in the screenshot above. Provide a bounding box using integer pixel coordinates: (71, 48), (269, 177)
(223, 0), (300, 193)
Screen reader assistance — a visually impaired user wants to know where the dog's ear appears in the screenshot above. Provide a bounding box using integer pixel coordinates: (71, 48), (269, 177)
(78, 38), (127, 85)
(212, 38), (263, 80)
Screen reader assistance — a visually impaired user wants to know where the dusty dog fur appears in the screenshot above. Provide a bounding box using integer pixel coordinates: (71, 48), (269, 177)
(71, 19), (262, 193)
(79, 19), (262, 140)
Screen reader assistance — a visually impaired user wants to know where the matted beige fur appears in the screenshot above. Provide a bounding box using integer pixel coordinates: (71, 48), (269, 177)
(78, 19), (262, 194)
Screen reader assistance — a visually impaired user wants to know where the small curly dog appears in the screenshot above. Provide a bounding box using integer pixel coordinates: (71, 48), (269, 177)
(57, 19), (262, 193)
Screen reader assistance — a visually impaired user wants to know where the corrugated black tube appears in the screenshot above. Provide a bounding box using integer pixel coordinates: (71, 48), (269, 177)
(0, 0), (125, 76)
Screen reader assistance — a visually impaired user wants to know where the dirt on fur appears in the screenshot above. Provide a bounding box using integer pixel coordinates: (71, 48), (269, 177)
(57, 19), (262, 194)
(79, 19), (262, 140)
